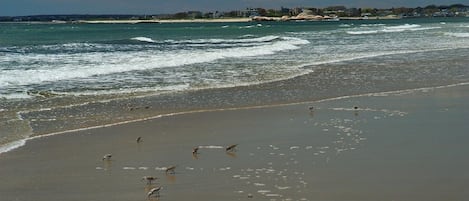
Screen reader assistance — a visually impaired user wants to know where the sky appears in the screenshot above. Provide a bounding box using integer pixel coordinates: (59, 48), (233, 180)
(1, 0), (468, 16)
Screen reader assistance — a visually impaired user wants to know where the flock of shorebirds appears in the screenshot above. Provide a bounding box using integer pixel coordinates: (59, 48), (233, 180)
(101, 138), (238, 199)
(100, 105), (360, 199)
(99, 105), (361, 199)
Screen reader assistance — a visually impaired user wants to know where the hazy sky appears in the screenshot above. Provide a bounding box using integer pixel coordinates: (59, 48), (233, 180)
(2, 0), (468, 16)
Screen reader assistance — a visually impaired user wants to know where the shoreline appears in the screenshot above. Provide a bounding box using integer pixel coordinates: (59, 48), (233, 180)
(1, 80), (468, 201)
(14, 45), (469, 144)
(63, 16), (402, 24)
(78, 18), (253, 24)
(2, 81), (468, 155)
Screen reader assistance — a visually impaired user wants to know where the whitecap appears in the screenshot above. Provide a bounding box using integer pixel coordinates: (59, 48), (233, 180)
(384, 24), (420, 31)
(346, 30), (379, 35)
(131, 37), (156, 43)
(0, 36), (309, 89)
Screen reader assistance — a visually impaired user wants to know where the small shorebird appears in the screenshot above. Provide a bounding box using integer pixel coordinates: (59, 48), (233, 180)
(102, 154), (112, 161)
(142, 176), (158, 185)
(165, 166), (176, 174)
(147, 186), (161, 198)
(136, 136), (142, 143)
(192, 147), (199, 155)
(226, 144), (238, 152)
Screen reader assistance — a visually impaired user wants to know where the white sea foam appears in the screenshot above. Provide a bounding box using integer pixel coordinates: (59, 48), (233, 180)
(0, 93), (32, 99)
(257, 190), (271, 194)
(0, 36), (308, 89)
(360, 24), (385, 27)
(347, 24), (439, 35)
(134, 35), (281, 45)
(444, 32), (469, 38)
(275, 185), (291, 190)
(198, 145), (224, 149)
(131, 37), (156, 43)
(265, 194), (282, 197)
(382, 24), (421, 32)
(123, 167), (136, 170)
(56, 84), (191, 97)
(346, 30), (379, 35)
(0, 139), (26, 154)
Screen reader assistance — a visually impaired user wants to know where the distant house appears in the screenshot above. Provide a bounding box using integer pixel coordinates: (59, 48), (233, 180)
(361, 12), (373, 17)
(289, 7), (303, 16)
(344, 8), (360, 17)
(242, 8), (260, 17)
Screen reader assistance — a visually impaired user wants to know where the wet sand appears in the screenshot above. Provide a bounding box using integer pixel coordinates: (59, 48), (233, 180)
(1, 84), (469, 201)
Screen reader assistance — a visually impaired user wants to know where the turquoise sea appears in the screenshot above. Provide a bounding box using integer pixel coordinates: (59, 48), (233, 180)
(1, 18), (469, 153)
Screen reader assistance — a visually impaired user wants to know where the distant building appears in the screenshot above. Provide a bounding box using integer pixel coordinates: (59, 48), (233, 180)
(280, 7), (290, 14)
(187, 11), (203, 18)
(361, 12), (373, 17)
(289, 7), (303, 16)
(344, 8), (360, 17)
(242, 8), (260, 17)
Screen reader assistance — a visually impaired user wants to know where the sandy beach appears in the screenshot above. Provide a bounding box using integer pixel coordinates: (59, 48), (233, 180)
(1, 83), (468, 201)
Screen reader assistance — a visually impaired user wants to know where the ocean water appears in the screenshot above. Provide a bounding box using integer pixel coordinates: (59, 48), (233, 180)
(1, 18), (469, 153)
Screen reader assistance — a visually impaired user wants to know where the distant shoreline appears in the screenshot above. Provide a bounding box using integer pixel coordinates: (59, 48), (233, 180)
(77, 16), (403, 24)
(4, 15), (464, 24)
(78, 18), (253, 24)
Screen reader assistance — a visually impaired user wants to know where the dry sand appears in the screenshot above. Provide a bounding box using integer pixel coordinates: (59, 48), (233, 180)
(1, 84), (469, 201)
